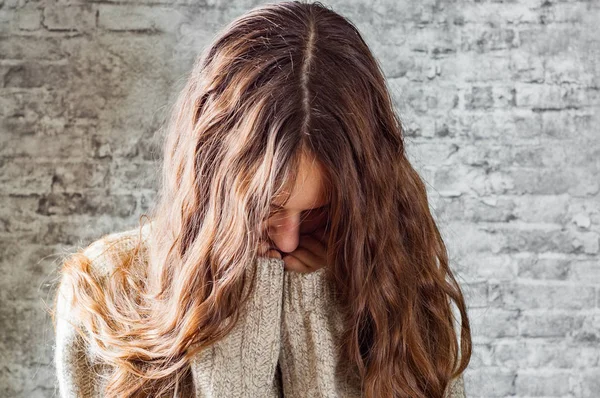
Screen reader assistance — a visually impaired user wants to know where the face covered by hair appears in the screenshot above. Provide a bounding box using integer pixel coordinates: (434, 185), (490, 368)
(259, 152), (331, 273)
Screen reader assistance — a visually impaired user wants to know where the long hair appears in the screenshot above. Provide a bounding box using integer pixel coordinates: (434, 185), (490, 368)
(52, 1), (472, 397)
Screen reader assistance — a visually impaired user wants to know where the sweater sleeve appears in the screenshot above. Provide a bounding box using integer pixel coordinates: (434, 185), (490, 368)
(188, 256), (285, 397)
(53, 229), (142, 398)
(54, 272), (112, 398)
(445, 373), (467, 398)
(279, 267), (363, 398)
(277, 264), (468, 398)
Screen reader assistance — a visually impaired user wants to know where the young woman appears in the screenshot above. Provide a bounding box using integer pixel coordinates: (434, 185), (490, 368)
(53, 1), (472, 397)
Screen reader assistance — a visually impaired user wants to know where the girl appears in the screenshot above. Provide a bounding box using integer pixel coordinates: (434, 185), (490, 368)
(53, 1), (471, 397)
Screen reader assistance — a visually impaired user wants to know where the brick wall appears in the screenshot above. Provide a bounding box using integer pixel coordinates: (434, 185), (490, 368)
(0, 0), (598, 396)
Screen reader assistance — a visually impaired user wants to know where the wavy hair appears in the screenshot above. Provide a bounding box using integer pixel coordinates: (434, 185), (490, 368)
(52, 1), (472, 397)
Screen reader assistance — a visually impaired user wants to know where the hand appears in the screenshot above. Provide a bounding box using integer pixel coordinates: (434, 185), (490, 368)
(258, 245), (282, 260)
(282, 225), (329, 273)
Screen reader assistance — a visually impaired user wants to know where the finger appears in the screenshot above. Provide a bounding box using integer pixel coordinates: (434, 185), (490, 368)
(258, 240), (283, 260)
(267, 249), (282, 259)
(282, 252), (320, 273)
(283, 246), (324, 273)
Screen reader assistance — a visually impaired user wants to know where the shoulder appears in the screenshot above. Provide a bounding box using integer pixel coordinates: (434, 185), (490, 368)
(445, 373), (467, 398)
(54, 221), (154, 319)
(53, 223), (156, 397)
(78, 221), (154, 278)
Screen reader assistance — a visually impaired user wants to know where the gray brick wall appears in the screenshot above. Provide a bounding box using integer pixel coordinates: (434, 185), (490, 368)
(0, 0), (598, 396)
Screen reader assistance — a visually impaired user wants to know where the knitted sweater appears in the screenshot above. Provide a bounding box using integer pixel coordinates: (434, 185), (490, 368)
(54, 222), (467, 397)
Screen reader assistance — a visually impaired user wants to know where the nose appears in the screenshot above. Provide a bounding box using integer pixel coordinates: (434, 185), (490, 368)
(267, 232), (299, 254)
(263, 213), (301, 254)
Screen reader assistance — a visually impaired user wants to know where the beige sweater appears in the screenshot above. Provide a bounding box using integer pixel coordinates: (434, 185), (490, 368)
(54, 223), (467, 397)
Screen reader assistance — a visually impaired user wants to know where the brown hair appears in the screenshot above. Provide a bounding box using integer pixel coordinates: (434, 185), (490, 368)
(52, 1), (471, 397)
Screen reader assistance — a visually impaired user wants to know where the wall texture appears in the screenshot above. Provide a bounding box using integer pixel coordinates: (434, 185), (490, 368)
(0, 0), (598, 396)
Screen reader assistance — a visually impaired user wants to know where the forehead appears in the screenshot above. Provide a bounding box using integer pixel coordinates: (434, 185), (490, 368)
(273, 154), (330, 210)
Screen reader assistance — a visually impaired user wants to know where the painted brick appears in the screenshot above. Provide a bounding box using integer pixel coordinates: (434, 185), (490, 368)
(1, 0), (598, 396)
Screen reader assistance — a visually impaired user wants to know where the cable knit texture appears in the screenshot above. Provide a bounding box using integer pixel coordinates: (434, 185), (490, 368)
(280, 267), (363, 398)
(54, 223), (467, 397)
(188, 256), (285, 397)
